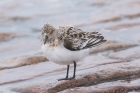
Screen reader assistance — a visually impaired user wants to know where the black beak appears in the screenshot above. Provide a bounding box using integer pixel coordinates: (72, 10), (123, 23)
(44, 35), (48, 45)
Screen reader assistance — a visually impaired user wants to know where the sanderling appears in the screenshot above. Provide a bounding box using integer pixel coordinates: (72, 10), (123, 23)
(41, 24), (106, 81)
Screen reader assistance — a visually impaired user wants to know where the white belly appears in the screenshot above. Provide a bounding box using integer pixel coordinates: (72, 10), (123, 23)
(41, 44), (90, 65)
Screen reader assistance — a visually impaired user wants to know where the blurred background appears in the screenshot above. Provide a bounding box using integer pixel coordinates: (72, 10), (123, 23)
(0, 0), (140, 93)
(0, 0), (140, 60)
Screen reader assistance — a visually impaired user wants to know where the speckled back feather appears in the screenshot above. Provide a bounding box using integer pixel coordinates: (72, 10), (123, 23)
(61, 26), (106, 51)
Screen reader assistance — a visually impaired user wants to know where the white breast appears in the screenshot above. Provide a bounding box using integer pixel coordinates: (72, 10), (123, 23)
(41, 44), (90, 65)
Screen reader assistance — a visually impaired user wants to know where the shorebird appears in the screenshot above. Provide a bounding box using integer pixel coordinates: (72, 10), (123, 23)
(41, 24), (106, 81)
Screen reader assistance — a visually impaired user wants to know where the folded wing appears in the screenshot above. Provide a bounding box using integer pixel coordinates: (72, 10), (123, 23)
(63, 27), (106, 51)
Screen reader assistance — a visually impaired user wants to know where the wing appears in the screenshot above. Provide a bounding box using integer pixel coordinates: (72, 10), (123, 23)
(63, 27), (106, 51)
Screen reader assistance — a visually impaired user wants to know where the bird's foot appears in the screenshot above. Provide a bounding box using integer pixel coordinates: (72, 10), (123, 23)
(58, 78), (68, 81)
(58, 77), (75, 81)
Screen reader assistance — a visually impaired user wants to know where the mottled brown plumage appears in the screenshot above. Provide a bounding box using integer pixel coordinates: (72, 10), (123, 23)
(63, 26), (106, 51)
(41, 24), (106, 51)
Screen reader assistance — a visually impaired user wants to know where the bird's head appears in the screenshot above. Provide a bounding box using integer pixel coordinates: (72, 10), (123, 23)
(42, 24), (55, 45)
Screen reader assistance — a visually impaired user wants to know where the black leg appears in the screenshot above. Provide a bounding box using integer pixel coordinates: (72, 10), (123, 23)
(58, 65), (69, 81)
(73, 61), (76, 78)
(68, 61), (76, 80)
(66, 65), (69, 78)
(58, 61), (77, 81)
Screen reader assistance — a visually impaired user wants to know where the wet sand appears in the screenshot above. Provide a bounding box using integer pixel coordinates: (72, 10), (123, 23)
(0, 0), (140, 93)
